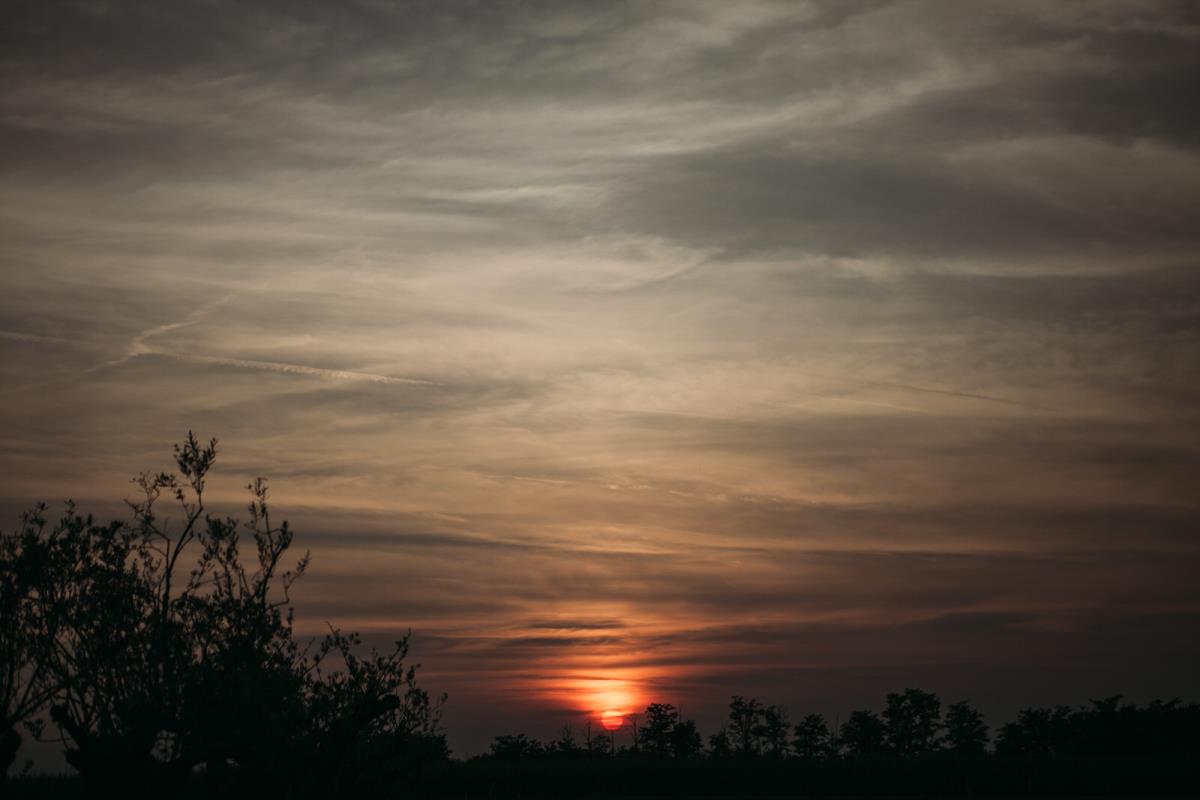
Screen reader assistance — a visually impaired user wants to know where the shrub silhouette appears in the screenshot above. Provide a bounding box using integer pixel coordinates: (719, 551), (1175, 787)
(1, 433), (445, 795)
(0, 505), (62, 779)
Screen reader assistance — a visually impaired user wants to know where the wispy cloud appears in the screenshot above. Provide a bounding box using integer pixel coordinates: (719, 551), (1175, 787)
(1, 0), (1198, 757)
(160, 352), (437, 386)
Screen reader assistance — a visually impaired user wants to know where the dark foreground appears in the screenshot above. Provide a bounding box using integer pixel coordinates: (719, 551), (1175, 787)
(6, 755), (1198, 799)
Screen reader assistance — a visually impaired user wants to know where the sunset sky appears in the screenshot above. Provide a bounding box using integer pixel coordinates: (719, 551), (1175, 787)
(2, 1), (1198, 757)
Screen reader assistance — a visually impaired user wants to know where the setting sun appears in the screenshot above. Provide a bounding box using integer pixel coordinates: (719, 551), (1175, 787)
(600, 710), (625, 732)
(547, 670), (645, 732)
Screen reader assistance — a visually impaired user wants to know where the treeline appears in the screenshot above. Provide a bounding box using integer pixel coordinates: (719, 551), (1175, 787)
(481, 691), (1200, 761)
(1, 435), (447, 798)
(447, 693), (1199, 797)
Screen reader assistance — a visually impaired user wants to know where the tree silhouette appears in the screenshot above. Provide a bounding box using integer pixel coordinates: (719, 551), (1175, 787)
(639, 703), (702, 760)
(727, 696), (764, 756)
(39, 501), (185, 792)
(24, 435), (310, 794)
(760, 704), (790, 758)
(995, 706), (1072, 757)
(839, 709), (886, 757)
(490, 733), (544, 759)
(883, 688), (942, 756)
(299, 628), (446, 794)
(551, 724), (582, 756)
(792, 713), (832, 760)
(670, 718), (703, 760)
(0, 506), (60, 778)
(627, 711), (642, 753)
(3, 433), (444, 796)
(642, 703), (679, 757)
(944, 700), (989, 756)
(590, 731), (614, 756)
(707, 727), (733, 759)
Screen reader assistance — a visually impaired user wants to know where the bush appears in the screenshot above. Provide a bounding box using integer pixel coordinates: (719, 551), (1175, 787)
(0, 433), (446, 796)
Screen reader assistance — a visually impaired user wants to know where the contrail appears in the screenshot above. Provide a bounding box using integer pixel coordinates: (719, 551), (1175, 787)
(0, 330), (77, 347)
(2, 296), (436, 391)
(163, 351), (437, 386)
(809, 396), (930, 414)
(96, 296), (230, 372)
(876, 381), (1054, 412)
(800, 370), (1054, 413)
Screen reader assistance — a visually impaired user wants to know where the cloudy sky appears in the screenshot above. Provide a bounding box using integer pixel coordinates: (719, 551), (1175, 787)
(2, 0), (1199, 755)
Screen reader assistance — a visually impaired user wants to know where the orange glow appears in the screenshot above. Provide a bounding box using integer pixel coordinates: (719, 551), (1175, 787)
(600, 709), (624, 731)
(540, 668), (646, 724)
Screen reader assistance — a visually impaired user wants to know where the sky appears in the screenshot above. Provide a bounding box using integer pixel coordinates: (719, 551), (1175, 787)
(2, 0), (1199, 759)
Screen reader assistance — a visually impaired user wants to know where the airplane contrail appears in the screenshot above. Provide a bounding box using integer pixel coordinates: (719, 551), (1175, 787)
(0, 330), (78, 347)
(2, 295), (436, 391)
(162, 351), (437, 386)
(799, 370), (1055, 413)
(96, 296), (231, 372)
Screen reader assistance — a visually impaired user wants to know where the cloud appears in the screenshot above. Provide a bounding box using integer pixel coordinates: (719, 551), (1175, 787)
(2, 0), (1199, 759)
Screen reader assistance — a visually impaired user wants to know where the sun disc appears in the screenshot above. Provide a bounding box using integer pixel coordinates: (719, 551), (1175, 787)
(600, 709), (624, 731)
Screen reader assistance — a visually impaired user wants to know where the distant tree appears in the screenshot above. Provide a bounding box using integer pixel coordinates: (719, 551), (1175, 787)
(760, 704), (790, 758)
(582, 719), (596, 754)
(642, 703), (679, 757)
(627, 711), (642, 753)
(728, 696), (765, 756)
(944, 700), (989, 756)
(993, 698), (1200, 760)
(707, 727), (734, 759)
(883, 688), (942, 756)
(1076, 695), (1141, 756)
(490, 733), (544, 759)
(590, 730), (614, 756)
(551, 723), (582, 756)
(792, 713), (832, 760)
(671, 718), (703, 760)
(638, 702), (703, 759)
(995, 706), (1072, 757)
(839, 710), (887, 757)
(1135, 699), (1200, 756)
